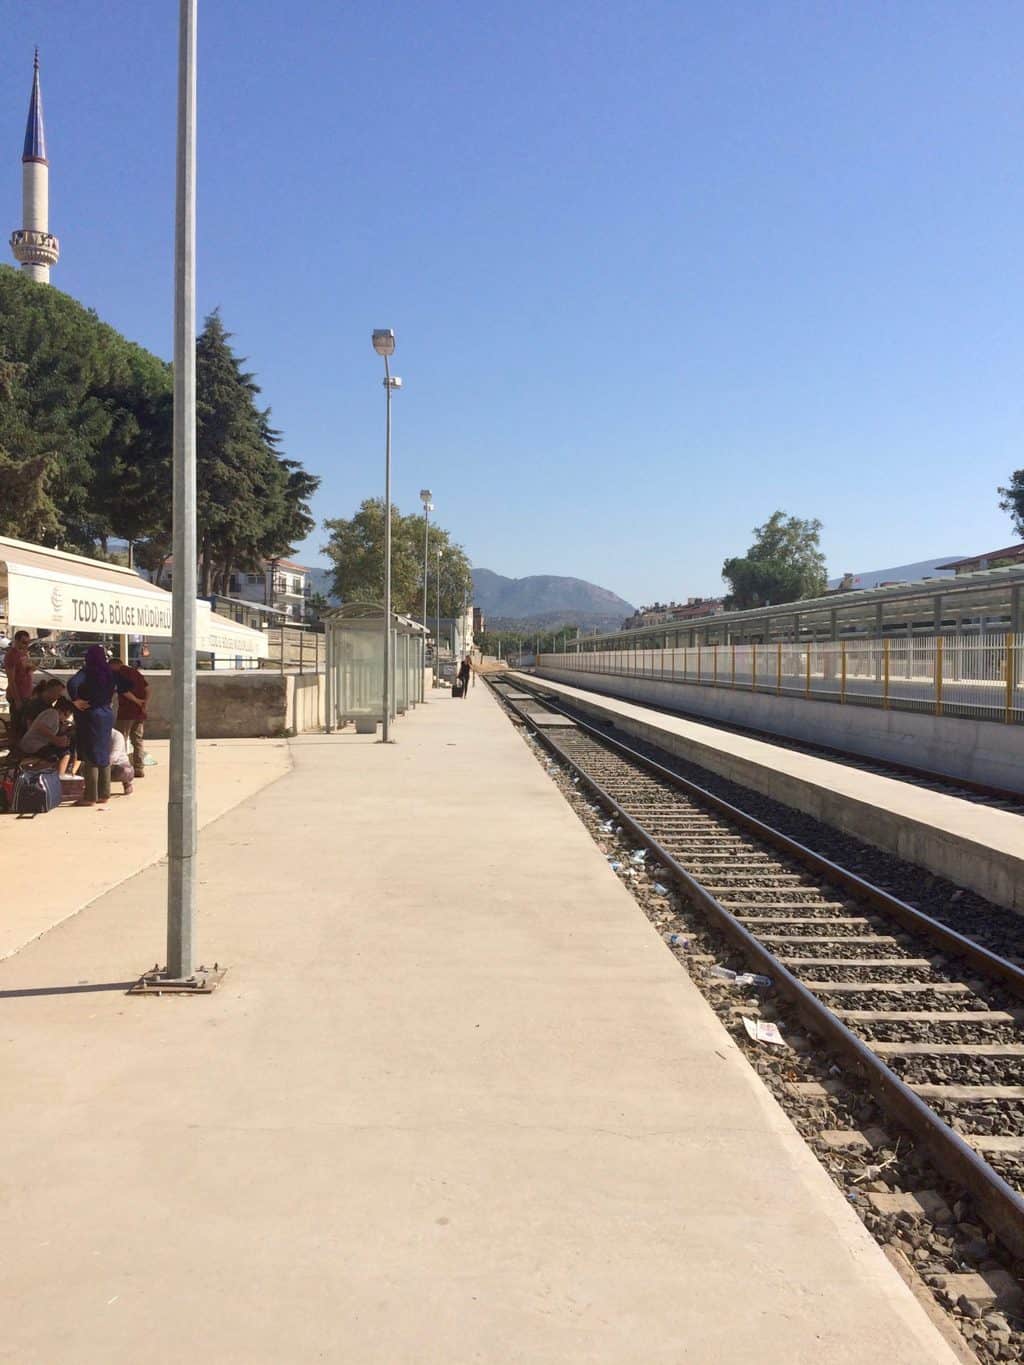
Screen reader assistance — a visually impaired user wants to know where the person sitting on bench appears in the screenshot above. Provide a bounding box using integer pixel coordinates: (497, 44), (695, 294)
(19, 696), (75, 776)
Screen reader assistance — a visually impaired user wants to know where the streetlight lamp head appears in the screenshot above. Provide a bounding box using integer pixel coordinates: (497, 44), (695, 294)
(420, 488), (433, 505)
(372, 329), (396, 357)
(386, 375), (402, 389)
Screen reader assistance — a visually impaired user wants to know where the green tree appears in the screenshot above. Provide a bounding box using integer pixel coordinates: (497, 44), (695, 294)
(322, 499), (472, 619)
(0, 266), (173, 550)
(721, 510), (827, 609)
(194, 313), (319, 595)
(998, 472), (1024, 537)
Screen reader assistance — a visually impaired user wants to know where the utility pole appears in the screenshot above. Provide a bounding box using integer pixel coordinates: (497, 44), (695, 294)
(166, 0), (198, 981)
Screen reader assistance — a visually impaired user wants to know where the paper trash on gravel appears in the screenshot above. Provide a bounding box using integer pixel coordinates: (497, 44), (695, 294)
(741, 1016), (788, 1047)
(653, 883), (670, 896)
(630, 850), (647, 864)
(735, 972), (773, 988)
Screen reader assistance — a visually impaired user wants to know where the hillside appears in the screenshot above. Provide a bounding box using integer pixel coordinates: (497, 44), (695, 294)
(827, 557), (962, 591)
(472, 569), (633, 630)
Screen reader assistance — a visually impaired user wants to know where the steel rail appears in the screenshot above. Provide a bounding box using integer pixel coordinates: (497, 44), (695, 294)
(490, 678), (1024, 1261)
(527, 672), (1024, 806)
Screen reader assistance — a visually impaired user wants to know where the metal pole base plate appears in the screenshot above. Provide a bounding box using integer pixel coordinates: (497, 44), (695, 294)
(129, 963), (227, 996)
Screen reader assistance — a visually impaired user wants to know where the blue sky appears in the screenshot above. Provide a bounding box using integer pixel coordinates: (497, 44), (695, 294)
(4, 2), (1022, 607)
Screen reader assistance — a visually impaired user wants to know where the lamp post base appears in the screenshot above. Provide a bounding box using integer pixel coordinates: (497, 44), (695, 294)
(129, 963), (226, 996)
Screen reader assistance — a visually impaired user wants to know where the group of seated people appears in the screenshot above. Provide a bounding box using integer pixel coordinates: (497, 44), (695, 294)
(4, 633), (148, 808)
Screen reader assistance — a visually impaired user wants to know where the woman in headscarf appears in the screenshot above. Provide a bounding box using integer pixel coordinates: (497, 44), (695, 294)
(67, 644), (116, 806)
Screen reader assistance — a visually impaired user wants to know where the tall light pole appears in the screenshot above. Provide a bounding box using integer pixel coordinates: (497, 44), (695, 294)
(372, 329), (400, 742)
(166, 0), (198, 981)
(419, 489), (432, 633)
(435, 545), (443, 681)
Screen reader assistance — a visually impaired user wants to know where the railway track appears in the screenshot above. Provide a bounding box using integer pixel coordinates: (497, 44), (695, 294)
(489, 677), (1024, 1263)
(521, 672), (1024, 812)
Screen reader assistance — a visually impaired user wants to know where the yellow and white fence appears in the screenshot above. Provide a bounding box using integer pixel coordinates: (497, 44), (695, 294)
(542, 634), (1024, 724)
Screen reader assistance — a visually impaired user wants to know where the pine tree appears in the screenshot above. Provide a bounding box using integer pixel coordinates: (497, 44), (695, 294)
(195, 312), (319, 596)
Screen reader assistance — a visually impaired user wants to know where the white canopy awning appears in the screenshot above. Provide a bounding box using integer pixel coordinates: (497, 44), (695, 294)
(0, 535), (267, 661)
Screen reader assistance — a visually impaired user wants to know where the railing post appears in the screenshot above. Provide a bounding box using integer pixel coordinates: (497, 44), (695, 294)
(731, 644), (736, 688)
(883, 639), (890, 709)
(751, 642), (757, 691)
(1006, 633), (1015, 724)
(776, 642), (782, 695)
(840, 641), (847, 703)
(672, 648), (676, 681)
(805, 645), (811, 699)
(713, 643), (718, 685)
(299, 627), (304, 676)
(935, 636), (943, 716)
(697, 646), (702, 686)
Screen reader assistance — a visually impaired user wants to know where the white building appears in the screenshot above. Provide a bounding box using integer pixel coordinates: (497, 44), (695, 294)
(139, 558), (311, 622)
(226, 559), (311, 622)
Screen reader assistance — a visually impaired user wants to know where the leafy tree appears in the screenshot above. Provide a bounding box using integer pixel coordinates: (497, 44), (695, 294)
(0, 267), (169, 549)
(476, 624), (579, 657)
(721, 510), (827, 609)
(322, 499), (472, 619)
(0, 273), (318, 589)
(998, 472), (1024, 537)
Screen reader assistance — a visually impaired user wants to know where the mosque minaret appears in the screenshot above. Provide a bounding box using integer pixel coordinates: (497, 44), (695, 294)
(10, 49), (59, 284)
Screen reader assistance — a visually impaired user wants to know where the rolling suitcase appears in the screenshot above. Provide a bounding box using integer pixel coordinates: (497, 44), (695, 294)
(11, 766), (62, 815)
(452, 680), (464, 698)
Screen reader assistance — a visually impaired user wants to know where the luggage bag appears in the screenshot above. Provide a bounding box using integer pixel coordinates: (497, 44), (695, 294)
(452, 681), (464, 698)
(12, 767), (62, 815)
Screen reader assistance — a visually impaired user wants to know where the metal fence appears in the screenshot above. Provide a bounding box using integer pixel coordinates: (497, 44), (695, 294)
(263, 625), (324, 675)
(542, 633), (1024, 724)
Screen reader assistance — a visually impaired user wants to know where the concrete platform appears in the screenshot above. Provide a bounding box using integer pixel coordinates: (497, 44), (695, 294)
(520, 672), (1024, 914)
(0, 737), (291, 962)
(0, 686), (958, 1362)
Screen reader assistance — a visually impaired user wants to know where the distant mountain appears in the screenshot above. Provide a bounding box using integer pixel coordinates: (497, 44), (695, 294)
(472, 569), (633, 630)
(307, 566), (339, 603)
(827, 557), (963, 592)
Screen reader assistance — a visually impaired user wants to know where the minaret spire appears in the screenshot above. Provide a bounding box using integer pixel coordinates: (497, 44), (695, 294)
(10, 48), (59, 283)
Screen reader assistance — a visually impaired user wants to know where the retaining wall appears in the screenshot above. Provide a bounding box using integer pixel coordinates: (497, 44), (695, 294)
(535, 667), (1024, 794)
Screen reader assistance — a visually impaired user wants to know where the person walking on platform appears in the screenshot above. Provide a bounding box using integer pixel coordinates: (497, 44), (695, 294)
(111, 657), (149, 778)
(458, 655), (471, 699)
(67, 645), (116, 806)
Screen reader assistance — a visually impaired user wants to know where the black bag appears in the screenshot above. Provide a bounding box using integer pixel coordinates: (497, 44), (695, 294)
(11, 767), (62, 815)
(452, 681), (464, 698)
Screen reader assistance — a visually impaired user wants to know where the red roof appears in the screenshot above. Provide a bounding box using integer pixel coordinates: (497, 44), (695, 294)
(935, 543), (1024, 570)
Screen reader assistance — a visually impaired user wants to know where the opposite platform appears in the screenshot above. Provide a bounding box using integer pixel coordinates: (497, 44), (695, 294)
(525, 669), (1024, 913)
(0, 683), (957, 1362)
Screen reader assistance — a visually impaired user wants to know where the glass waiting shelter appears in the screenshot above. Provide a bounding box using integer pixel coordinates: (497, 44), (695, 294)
(322, 602), (427, 734)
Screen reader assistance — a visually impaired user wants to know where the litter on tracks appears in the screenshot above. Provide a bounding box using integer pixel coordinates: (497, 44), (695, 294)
(708, 965), (773, 988)
(741, 1016), (788, 1047)
(653, 882), (670, 896)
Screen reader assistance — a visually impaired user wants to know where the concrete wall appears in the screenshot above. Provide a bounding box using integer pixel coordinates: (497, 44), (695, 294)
(28, 669), (329, 739)
(287, 674), (324, 735)
(534, 666), (1024, 794)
